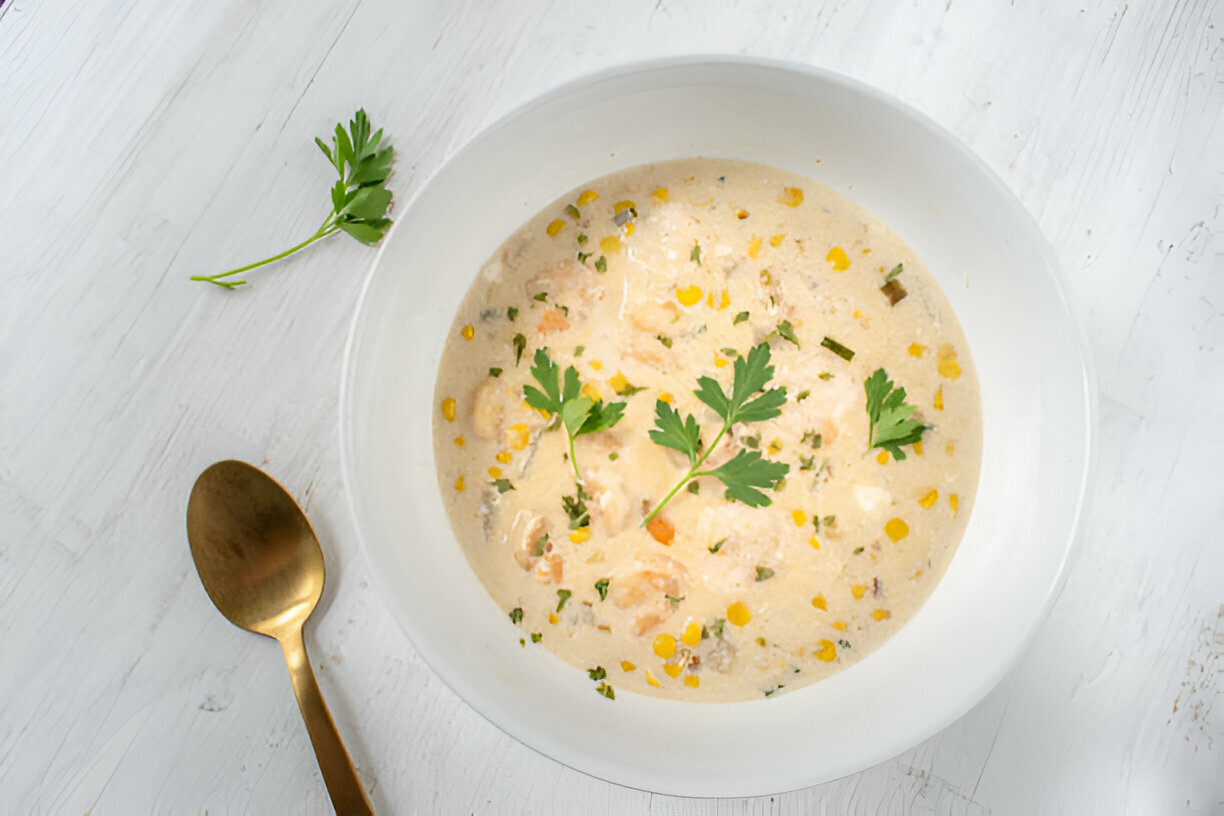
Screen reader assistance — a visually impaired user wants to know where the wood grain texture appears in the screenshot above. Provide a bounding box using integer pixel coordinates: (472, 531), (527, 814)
(1, 0), (1220, 813)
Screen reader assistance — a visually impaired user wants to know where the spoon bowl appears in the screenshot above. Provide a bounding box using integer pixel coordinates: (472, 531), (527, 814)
(187, 460), (373, 815)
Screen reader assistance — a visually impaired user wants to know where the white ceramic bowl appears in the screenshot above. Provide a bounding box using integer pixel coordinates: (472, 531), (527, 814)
(340, 57), (1094, 797)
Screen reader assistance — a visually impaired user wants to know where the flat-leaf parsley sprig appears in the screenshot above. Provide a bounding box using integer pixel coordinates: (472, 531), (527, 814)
(192, 109), (394, 289)
(642, 342), (790, 524)
(523, 348), (626, 483)
(864, 368), (928, 460)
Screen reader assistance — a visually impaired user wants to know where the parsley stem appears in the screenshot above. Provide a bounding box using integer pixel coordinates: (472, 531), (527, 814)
(191, 217), (340, 287)
(566, 429), (582, 483)
(641, 421), (731, 526)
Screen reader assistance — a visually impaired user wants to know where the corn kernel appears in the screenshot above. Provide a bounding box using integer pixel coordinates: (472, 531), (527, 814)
(861, 247), (872, 254)
(770, 233), (785, 247)
(825, 246), (850, 271)
(614, 200), (637, 215)
(872, 608), (892, 621)
(488, 466), (501, 478)
(919, 489), (938, 508)
(913, 441), (924, 456)
(809, 536), (820, 549)
(851, 584), (867, 600)
(811, 594), (827, 610)
(779, 187), (804, 207)
(608, 371), (628, 392)
(621, 660), (636, 672)
(653, 633), (676, 658)
(912, 569), (924, 579)
(569, 527), (590, 543)
(832, 620), (848, 631)
(759, 269), (772, 285)
(714, 356), (728, 368)
(727, 601), (751, 627)
(767, 439), (782, 454)
(876, 450), (889, 465)
(718, 289), (730, 310)
(506, 423), (529, 451)
(590, 359), (603, 371)
(949, 494), (959, 516)
(496, 450), (512, 464)
(600, 235), (622, 254)
(576, 189), (598, 206)
(736, 208), (749, 219)
(645, 670), (661, 687)
(885, 517), (909, 542)
(453, 435), (466, 447)
(651, 187), (669, 202)
(548, 612), (559, 624)
(546, 219), (566, 237)
(934, 386), (944, 411)
(706, 292), (714, 307)
(815, 639), (837, 661)
(908, 342), (926, 357)
(658, 392), (673, 404)
(625, 222), (635, 237)
(676, 285), (703, 307)
(441, 397), (456, 422)
(683, 675), (700, 688)
(681, 620), (702, 646)
(937, 344), (962, 379)
(946, 442), (955, 455)
(581, 383), (601, 401)
(454, 475), (465, 491)
(663, 663), (683, 678)
(461, 324), (474, 341)
(792, 509), (808, 527)
(747, 236), (762, 259)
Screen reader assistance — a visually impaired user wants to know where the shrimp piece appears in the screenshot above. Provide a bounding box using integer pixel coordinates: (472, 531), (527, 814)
(525, 258), (601, 320)
(579, 447), (635, 537)
(628, 300), (680, 334)
(510, 510), (550, 571)
(536, 308), (570, 334)
(472, 378), (506, 441)
(610, 549), (687, 635)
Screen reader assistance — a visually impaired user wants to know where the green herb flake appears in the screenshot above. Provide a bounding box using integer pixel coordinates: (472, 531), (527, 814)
(795, 389), (810, 401)
(588, 666), (607, 681)
(577, 251), (592, 263)
(530, 632), (542, 643)
(775, 321), (800, 348)
(574, 345), (585, 357)
(820, 336), (855, 361)
(853, 546), (864, 555)
(691, 243), (702, 265)
(741, 434), (760, 449)
(800, 430), (823, 449)
(595, 682), (615, 700)
(733, 311), (750, 325)
(763, 684), (784, 697)
(533, 292), (548, 302)
(823, 515), (837, 528)
(556, 589), (572, 612)
(838, 639), (852, 650)
(709, 537), (727, 554)
(687, 482), (701, 495)
(818, 372), (834, 381)
(564, 204), (581, 220)
(720, 347), (740, 359)
(884, 263), (904, 282)
(489, 367), (503, 378)
(595, 578), (610, 601)
(755, 566), (775, 581)
(614, 380), (648, 397)
(657, 335), (673, 348)
(799, 455), (815, 471)
(507, 306), (519, 321)
(562, 487), (590, 530)
(533, 533), (549, 556)
(608, 452), (619, 461)
(519, 638), (526, 647)
(491, 478), (515, 493)
(709, 618), (726, 638)
(595, 255), (607, 273)
(576, 232), (589, 246)
(513, 333), (527, 365)
(665, 594), (685, 604)
(509, 607), (523, 624)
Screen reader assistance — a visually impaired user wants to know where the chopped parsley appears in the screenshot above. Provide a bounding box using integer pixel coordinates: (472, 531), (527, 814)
(574, 345), (585, 357)
(562, 486), (590, 529)
(656, 334), (673, 348)
(774, 320), (800, 348)
(509, 607), (523, 624)
(532, 534), (549, 556)
(800, 430), (823, 449)
(709, 618), (726, 638)
(595, 683), (615, 700)
(613, 379), (648, 396)
(720, 347), (739, 358)
(576, 232), (589, 246)
(733, 311), (750, 325)
(530, 632), (542, 643)
(884, 263), (904, 282)
(818, 372), (834, 381)
(755, 566), (775, 581)
(556, 589), (572, 612)
(741, 434), (760, 449)
(577, 251), (592, 263)
(687, 482), (700, 495)
(489, 367), (503, 378)
(491, 478), (515, 493)
(532, 292), (548, 302)
(853, 546), (864, 555)
(507, 306), (519, 321)
(708, 537), (727, 554)
(564, 203), (581, 220)
(594, 578), (609, 601)
(513, 333), (527, 365)
(799, 455), (815, 471)
(665, 594), (685, 604)
(838, 639), (852, 650)
(690, 242), (702, 265)
(588, 666), (607, 681)
(795, 389), (810, 401)
(594, 255), (607, 273)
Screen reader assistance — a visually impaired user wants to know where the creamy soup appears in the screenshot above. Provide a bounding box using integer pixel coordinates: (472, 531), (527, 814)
(433, 159), (980, 702)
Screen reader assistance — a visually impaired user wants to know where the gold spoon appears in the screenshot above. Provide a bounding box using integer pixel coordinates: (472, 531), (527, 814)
(187, 459), (374, 816)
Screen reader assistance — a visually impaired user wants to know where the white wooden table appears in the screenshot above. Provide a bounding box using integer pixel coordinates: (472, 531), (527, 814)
(2, 1), (1221, 813)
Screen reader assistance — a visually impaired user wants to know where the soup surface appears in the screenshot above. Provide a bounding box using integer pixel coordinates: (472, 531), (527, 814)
(433, 158), (980, 702)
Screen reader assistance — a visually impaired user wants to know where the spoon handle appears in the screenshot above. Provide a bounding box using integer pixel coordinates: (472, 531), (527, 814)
(279, 625), (375, 816)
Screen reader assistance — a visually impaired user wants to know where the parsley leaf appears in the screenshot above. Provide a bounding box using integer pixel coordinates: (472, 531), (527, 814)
(775, 321), (800, 348)
(733, 311), (750, 325)
(864, 368), (928, 460)
(193, 109), (393, 289)
(523, 348), (626, 480)
(691, 242), (702, 264)
(643, 342), (790, 523)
